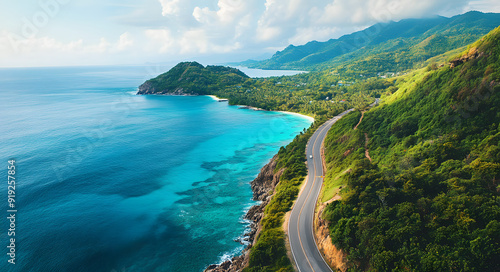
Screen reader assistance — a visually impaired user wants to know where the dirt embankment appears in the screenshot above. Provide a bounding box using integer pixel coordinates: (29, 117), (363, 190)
(313, 143), (348, 271)
(314, 101), (380, 271)
(314, 202), (348, 272)
(364, 133), (372, 162)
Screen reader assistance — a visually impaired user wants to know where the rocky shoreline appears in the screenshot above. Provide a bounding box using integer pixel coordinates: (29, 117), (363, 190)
(204, 154), (285, 272)
(136, 86), (197, 96)
(237, 105), (266, 111)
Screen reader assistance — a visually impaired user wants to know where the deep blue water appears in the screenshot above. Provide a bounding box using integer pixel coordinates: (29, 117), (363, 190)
(0, 66), (312, 272)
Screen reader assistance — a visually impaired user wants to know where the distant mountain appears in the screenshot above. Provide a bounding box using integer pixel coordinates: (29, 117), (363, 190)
(137, 62), (249, 95)
(249, 11), (500, 73)
(322, 25), (500, 271)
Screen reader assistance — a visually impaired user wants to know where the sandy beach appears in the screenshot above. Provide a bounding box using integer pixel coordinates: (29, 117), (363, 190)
(207, 95), (314, 123)
(206, 95), (221, 101)
(278, 111), (315, 123)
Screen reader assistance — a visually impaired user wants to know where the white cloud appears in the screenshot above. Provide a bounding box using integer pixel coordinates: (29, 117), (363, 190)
(117, 32), (134, 51)
(85, 38), (111, 53)
(0, 31), (139, 66)
(158, 0), (180, 15)
(1, 0), (497, 67)
(192, 6), (216, 24)
(145, 27), (242, 55)
(255, 25), (281, 42)
(254, 0), (473, 46)
(145, 28), (175, 53)
(1, 32), (135, 54)
(288, 27), (340, 45)
(145, 0), (259, 56)
(216, 0), (248, 23)
(143, 0), (497, 61)
(464, 0), (500, 13)
(1, 33), (83, 54)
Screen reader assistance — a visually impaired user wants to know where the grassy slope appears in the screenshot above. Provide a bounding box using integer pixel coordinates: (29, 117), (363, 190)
(321, 26), (500, 271)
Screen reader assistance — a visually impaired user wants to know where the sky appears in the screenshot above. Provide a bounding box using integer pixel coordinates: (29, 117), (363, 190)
(0, 0), (499, 67)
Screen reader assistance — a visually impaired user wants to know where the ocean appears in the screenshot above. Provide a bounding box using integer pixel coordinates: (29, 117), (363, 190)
(0, 65), (312, 272)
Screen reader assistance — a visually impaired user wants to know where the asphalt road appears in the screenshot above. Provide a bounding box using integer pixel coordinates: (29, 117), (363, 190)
(288, 109), (354, 272)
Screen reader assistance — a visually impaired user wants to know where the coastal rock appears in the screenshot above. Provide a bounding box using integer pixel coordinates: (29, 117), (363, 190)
(137, 81), (189, 95)
(245, 205), (264, 223)
(204, 155), (285, 272)
(136, 81), (154, 94)
(204, 254), (246, 272)
(251, 154), (284, 201)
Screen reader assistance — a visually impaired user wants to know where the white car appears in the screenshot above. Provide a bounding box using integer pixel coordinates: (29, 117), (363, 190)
(309, 155), (313, 159)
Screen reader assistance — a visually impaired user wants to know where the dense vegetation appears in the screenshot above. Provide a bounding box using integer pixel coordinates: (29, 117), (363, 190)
(138, 62), (393, 117)
(244, 117), (329, 272)
(210, 75), (380, 117)
(137, 61), (249, 95)
(322, 26), (500, 271)
(248, 11), (500, 76)
(138, 64), (385, 117)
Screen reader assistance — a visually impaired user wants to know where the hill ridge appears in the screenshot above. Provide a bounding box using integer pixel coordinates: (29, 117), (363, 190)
(247, 11), (500, 73)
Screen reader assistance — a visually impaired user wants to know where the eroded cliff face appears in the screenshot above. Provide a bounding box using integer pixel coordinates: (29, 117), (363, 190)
(136, 81), (155, 94)
(204, 154), (284, 272)
(137, 81), (191, 95)
(317, 147), (349, 271)
(251, 154), (284, 202)
(315, 203), (348, 272)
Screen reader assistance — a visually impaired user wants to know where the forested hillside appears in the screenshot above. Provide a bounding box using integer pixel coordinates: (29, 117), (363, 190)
(137, 62), (249, 95)
(249, 11), (500, 75)
(322, 26), (500, 271)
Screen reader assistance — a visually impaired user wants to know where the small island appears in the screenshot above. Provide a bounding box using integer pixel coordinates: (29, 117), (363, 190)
(137, 62), (250, 95)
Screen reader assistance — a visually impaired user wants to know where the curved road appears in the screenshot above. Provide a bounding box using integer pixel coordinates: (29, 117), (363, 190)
(288, 109), (354, 272)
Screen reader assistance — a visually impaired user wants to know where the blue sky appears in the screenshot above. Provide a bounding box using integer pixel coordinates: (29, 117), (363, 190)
(0, 0), (499, 67)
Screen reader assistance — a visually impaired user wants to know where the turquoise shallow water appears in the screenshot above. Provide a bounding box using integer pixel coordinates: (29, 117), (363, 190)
(0, 66), (312, 272)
